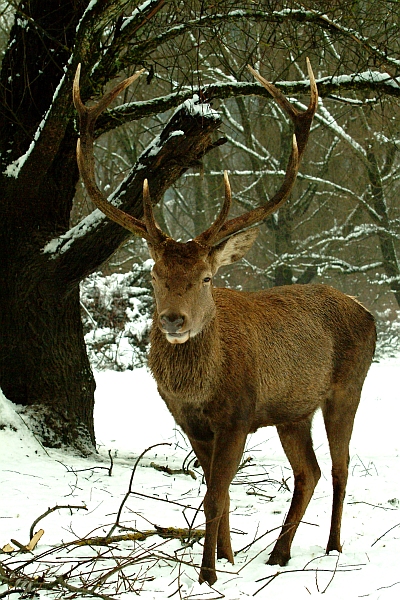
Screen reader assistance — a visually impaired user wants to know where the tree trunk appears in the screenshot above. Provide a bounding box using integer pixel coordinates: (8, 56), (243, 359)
(0, 1), (96, 451)
(0, 1), (224, 452)
(274, 203), (294, 287)
(366, 148), (400, 307)
(0, 238), (96, 452)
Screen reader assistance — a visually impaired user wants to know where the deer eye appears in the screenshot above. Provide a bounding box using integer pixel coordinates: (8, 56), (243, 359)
(203, 277), (212, 284)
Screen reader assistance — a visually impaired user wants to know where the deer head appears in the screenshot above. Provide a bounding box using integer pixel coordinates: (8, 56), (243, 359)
(73, 61), (317, 344)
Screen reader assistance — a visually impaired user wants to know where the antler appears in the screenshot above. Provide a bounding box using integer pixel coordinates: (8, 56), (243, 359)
(73, 64), (167, 245)
(195, 170), (232, 246)
(202, 58), (318, 246)
(73, 61), (317, 249)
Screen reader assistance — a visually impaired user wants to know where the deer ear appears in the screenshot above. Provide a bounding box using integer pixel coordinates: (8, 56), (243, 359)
(147, 242), (158, 261)
(210, 227), (259, 274)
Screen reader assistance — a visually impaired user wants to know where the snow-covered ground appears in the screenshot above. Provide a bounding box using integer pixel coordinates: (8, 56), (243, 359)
(1, 358), (399, 599)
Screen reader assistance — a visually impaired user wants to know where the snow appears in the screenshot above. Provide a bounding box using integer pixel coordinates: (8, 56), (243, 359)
(3, 116), (47, 178)
(43, 208), (107, 256)
(76, 0), (98, 33)
(81, 268), (153, 370)
(120, 1), (155, 32)
(179, 94), (219, 119)
(1, 357), (400, 598)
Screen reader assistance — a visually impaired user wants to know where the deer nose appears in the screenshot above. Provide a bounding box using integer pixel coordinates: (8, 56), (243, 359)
(159, 313), (185, 333)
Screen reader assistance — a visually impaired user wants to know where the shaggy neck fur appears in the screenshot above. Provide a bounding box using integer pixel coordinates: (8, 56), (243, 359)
(148, 314), (221, 403)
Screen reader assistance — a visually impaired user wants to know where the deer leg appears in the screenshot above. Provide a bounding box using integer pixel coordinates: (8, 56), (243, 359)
(189, 439), (234, 562)
(189, 438), (233, 564)
(197, 431), (247, 586)
(216, 493), (232, 560)
(322, 387), (360, 554)
(268, 417), (321, 566)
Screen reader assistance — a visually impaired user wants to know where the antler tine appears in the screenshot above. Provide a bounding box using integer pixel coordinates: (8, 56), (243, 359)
(195, 170), (232, 246)
(247, 59), (318, 157)
(73, 64), (156, 241)
(73, 64), (146, 123)
(306, 57), (318, 114)
(207, 60), (317, 245)
(214, 135), (299, 242)
(143, 179), (169, 245)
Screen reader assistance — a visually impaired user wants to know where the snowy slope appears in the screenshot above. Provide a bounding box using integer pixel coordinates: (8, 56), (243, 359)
(0, 359), (399, 599)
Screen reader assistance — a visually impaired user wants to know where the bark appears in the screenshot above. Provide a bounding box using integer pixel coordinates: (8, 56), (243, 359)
(366, 148), (400, 307)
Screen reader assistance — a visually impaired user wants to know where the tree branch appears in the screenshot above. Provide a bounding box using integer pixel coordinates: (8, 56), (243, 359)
(93, 71), (400, 138)
(119, 8), (400, 74)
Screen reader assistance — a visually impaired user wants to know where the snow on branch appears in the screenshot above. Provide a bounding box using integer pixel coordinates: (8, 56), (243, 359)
(43, 208), (108, 257)
(135, 95), (219, 170)
(120, 0), (165, 32)
(177, 94), (219, 120)
(75, 0), (98, 34)
(96, 70), (400, 136)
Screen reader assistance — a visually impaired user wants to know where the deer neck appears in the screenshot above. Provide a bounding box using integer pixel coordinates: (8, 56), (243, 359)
(148, 314), (220, 402)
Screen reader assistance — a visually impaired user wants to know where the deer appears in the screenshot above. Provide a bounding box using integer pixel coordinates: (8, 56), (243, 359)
(73, 61), (376, 586)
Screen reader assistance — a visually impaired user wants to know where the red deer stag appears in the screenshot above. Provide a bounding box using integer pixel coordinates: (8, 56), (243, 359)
(73, 62), (376, 586)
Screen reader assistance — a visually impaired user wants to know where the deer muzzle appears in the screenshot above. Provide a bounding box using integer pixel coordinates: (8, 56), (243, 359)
(159, 313), (190, 344)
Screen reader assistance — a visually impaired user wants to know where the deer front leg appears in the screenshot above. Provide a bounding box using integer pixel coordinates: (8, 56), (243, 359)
(196, 430), (247, 586)
(190, 439), (233, 563)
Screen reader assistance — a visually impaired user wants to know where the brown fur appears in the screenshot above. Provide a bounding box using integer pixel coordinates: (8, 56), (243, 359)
(148, 240), (376, 585)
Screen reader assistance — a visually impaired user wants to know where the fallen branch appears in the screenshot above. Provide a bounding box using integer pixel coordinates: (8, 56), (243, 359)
(0, 444), (209, 599)
(67, 526), (205, 547)
(0, 590), (26, 599)
(150, 461), (196, 480)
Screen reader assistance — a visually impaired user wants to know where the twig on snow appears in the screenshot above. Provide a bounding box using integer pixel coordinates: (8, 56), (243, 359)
(29, 504), (87, 540)
(371, 522), (400, 547)
(348, 501), (398, 511)
(253, 565), (363, 596)
(246, 487), (275, 500)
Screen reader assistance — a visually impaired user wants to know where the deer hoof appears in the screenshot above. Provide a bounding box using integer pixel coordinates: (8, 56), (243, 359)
(267, 550), (290, 566)
(199, 568), (217, 586)
(326, 539), (342, 554)
(217, 547), (234, 563)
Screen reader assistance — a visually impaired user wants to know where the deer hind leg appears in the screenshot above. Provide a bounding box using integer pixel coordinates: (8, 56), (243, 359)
(268, 417), (321, 567)
(322, 386), (361, 555)
(192, 431), (247, 586)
